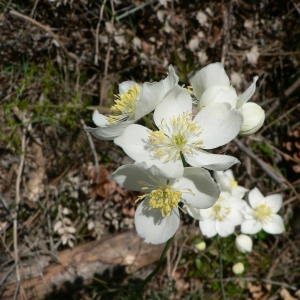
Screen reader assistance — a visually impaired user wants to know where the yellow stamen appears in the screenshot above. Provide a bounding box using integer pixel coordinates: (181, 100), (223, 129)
(254, 203), (272, 222)
(187, 86), (194, 94)
(209, 195), (231, 221)
(149, 185), (182, 217)
(230, 178), (238, 189)
(108, 84), (140, 124)
(148, 113), (204, 162)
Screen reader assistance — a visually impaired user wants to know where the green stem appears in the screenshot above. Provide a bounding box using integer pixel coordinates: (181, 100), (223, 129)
(142, 116), (157, 131)
(217, 235), (227, 300)
(134, 235), (174, 299)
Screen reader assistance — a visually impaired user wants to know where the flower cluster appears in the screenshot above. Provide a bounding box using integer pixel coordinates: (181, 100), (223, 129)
(87, 63), (267, 245)
(188, 169), (285, 253)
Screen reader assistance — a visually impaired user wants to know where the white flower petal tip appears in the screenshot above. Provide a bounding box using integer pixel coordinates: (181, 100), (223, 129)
(87, 119), (135, 140)
(191, 63), (230, 99)
(241, 188), (285, 235)
(238, 76), (259, 105)
(135, 199), (180, 244)
(235, 234), (253, 253)
(239, 103), (265, 136)
(232, 262), (245, 275)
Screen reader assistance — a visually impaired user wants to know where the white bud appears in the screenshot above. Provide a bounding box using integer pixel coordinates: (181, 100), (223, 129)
(232, 262), (244, 274)
(195, 241), (206, 251)
(239, 102), (265, 136)
(235, 234), (253, 253)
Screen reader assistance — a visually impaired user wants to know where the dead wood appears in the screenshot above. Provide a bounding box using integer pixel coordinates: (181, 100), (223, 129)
(0, 230), (165, 300)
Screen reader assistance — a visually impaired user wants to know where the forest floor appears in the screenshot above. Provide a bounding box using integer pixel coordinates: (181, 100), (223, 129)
(0, 0), (300, 299)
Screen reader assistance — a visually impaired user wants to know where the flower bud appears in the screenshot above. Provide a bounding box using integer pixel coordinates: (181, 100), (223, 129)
(232, 262), (244, 274)
(235, 234), (253, 253)
(239, 102), (265, 136)
(194, 241), (206, 251)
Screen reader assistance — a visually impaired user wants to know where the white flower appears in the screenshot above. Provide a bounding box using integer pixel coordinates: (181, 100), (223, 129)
(241, 188), (285, 235)
(232, 262), (244, 274)
(239, 102), (265, 136)
(187, 192), (247, 238)
(214, 169), (248, 199)
(87, 65), (178, 140)
(110, 162), (220, 244)
(115, 85), (243, 177)
(190, 62), (259, 110)
(235, 234), (253, 253)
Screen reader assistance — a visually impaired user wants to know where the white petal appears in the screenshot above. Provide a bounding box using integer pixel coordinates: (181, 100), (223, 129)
(224, 169), (234, 179)
(199, 85), (237, 109)
(119, 81), (139, 94)
(197, 207), (212, 219)
(134, 81), (165, 120)
(114, 124), (151, 161)
(264, 194), (283, 213)
(154, 85), (192, 128)
(110, 162), (167, 191)
(193, 103), (243, 149)
(163, 65), (179, 91)
(214, 171), (232, 193)
(185, 150), (240, 171)
(87, 120), (135, 140)
(238, 76), (259, 104)
(114, 125), (184, 178)
(135, 197), (180, 244)
(134, 67), (179, 120)
(241, 219), (262, 234)
(191, 63), (230, 99)
(216, 220), (235, 237)
(173, 167), (220, 209)
(92, 110), (108, 126)
(199, 219), (217, 237)
(232, 186), (249, 199)
(186, 206), (202, 220)
(248, 187), (265, 209)
(228, 210), (244, 226)
(262, 214), (285, 234)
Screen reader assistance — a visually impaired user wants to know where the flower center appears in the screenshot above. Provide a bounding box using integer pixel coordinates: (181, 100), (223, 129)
(148, 113), (204, 162)
(230, 178), (238, 189)
(107, 84), (140, 124)
(254, 203), (272, 222)
(149, 185), (182, 217)
(209, 196), (231, 221)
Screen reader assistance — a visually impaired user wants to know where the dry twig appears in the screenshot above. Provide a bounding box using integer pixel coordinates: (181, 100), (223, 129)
(80, 118), (100, 185)
(13, 129), (26, 299)
(233, 138), (285, 185)
(9, 10), (79, 63)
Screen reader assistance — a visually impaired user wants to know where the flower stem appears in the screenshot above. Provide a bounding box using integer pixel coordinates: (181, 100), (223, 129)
(142, 115), (157, 131)
(134, 235), (174, 299)
(217, 235), (227, 300)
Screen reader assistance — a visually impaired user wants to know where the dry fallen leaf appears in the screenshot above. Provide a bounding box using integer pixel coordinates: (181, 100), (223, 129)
(246, 45), (260, 66)
(247, 282), (270, 300)
(25, 142), (45, 202)
(88, 165), (117, 198)
(280, 288), (297, 300)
